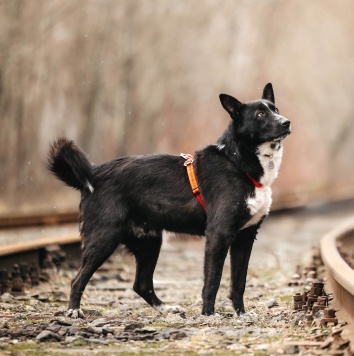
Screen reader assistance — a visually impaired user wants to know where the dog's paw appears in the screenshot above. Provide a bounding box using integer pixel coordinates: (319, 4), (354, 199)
(155, 304), (186, 317)
(66, 308), (85, 319)
(166, 305), (186, 316)
(237, 310), (259, 321)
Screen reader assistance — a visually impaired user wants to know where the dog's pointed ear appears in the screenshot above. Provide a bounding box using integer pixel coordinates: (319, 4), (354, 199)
(219, 94), (242, 117)
(262, 83), (275, 104)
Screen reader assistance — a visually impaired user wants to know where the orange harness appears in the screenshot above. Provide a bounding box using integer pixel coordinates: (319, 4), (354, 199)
(180, 153), (206, 211)
(181, 153), (264, 211)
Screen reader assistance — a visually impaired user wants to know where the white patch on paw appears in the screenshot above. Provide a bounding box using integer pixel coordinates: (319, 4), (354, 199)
(66, 308), (85, 319)
(154, 304), (185, 316)
(237, 310), (259, 321)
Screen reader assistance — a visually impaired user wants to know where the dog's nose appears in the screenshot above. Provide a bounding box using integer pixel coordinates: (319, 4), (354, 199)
(281, 120), (291, 128)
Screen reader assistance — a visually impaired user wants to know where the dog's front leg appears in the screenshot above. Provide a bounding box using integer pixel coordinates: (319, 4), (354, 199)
(229, 223), (259, 315)
(202, 235), (230, 316)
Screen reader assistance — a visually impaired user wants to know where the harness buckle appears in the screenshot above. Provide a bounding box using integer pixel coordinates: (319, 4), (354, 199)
(180, 153), (194, 166)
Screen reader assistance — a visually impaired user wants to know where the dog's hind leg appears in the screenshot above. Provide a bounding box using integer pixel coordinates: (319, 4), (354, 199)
(228, 224), (259, 316)
(67, 230), (121, 318)
(125, 232), (185, 316)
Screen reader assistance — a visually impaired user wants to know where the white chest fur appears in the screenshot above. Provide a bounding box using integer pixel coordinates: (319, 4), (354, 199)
(242, 141), (283, 229)
(257, 140), (284, 186)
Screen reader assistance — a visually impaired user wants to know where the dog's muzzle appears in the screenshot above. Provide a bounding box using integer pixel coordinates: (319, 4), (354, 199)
(279, 117), (291, 135)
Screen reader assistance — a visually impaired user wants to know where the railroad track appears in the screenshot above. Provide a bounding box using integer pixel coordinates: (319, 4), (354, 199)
(321, 218), (354, 335)
(0, 235), (81, 295)
(0, 211), (78, 229)
(0, 212), (81, 293)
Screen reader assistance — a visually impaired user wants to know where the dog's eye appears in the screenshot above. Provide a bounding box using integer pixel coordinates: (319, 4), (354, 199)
(257, 111), (265, 118)
(274, 108), (279, 114)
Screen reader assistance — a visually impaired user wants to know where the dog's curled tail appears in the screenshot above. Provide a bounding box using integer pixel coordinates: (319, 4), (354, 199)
(48, 137), (94, 193)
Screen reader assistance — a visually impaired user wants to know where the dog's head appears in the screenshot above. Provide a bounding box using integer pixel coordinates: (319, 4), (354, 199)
(219, 83), (291, 145)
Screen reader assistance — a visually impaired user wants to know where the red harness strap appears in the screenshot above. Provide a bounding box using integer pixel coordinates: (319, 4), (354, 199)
(181, 153), (206, 211)
(246, 173), (263, 188)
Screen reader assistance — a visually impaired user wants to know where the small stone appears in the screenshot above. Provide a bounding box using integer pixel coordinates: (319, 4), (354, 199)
(228, 343), (249, 352)
(87, 326), (103, 335)
(88, 338), (108, 345)
(105, 336), (118, 343)
(53, 310), (65, 317)
(36, 330), (61, 342)
(0, 320), (9, 329)
(52, 291), (67, 302)
(37, 295), (49, 302)
(58, 329), (67, 336)
(106, 318), (122, 326)
(103, 310), (121, 318)
(65, 336), (83, 343)
(266, 298), (278, 308)
(255, 343), (269, 351)
(135, 327), (157, 334)
(67, 326), (80, 336)
(102, 327), (114, 336)
(124, 323), (144, 332)
(0, 302), (16, 310)
(29, 299), (40, 306)
(13, 313), (27, 321)
(114, 334), (128, 342)
(282, 344), (299, 354)
(89, 318), (109, 327)
(169, 331), (188, 340)
(14, 295), (30, 301)
(50, 318), (73, 326)
(1, 293), (14, 303)
(46, 325), (61, 333)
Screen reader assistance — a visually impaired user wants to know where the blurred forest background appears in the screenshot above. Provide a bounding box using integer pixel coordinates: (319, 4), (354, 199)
(1, 0), (354, 216)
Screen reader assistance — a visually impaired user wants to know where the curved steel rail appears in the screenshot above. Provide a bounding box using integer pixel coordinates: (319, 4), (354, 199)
(0, 235), (80, 257)
(0, 212), (78, 229)
(0, 211), (80, 270)
(0, 235), (80, 270)
(321, 218), (354, 329)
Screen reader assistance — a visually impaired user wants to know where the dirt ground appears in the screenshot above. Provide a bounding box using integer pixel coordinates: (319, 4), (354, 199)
(1, 200), (354, 355)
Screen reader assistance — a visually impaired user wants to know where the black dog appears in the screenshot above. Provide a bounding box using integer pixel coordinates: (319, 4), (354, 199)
(48, 83), (291, 318)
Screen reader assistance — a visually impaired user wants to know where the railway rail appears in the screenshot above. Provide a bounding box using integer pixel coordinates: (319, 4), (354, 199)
(0, 211), (78, 229)
(0, 212), (80, 291)
(321, 218), (354, 336)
